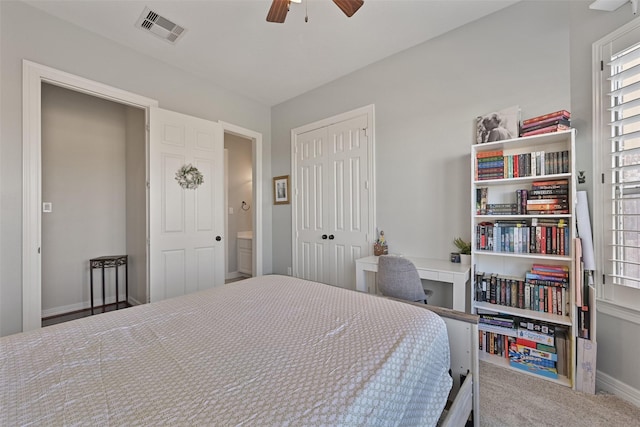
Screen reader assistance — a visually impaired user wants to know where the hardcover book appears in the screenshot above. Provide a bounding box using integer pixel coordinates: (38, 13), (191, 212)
(522, 110), (571, 126)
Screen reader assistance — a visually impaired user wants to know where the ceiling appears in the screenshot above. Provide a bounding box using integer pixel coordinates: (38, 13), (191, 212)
(24, 0), (520, 106)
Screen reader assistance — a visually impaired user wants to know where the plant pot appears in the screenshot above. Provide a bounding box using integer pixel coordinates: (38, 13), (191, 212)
(459, 254), (471, 265)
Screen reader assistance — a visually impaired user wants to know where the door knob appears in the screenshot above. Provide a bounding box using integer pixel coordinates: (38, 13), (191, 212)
(216, 236), (222, 241)
(328, 234), (335, 240)
(322, 234), (328, 240)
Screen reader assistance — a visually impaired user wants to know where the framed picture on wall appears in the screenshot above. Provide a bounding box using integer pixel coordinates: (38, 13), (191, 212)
(273, 175), (290, 205)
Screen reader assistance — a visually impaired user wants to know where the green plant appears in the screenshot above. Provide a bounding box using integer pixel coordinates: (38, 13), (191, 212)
(453, 237), (472, 255)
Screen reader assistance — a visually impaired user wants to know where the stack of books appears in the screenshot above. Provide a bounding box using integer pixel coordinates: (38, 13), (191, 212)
(509, 319), (560, 379)
(526, 180), (569, 214)
(476, 150), (504, 180)
(520, 110), (571, 137)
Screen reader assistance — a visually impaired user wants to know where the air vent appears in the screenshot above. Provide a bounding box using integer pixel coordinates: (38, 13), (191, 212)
(136, 7), (186, 44)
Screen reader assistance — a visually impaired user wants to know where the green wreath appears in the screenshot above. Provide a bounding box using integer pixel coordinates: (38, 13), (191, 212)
(175, 164), (204, 190)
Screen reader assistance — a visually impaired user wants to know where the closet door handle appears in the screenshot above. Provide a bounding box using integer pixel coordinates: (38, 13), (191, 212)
(328, 234), (335, 240)
(216, 236), (222, 241)
(322, 234), (328, 240)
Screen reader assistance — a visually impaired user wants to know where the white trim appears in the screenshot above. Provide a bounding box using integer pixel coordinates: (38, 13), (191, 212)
(219, 121), (264, 277)
(224, 148), (229, 278)
(597, 370), (640, 407)
(597, 298), (640, 325)
(290, 104), (376, 279)
(22, 60), (158, 332)
(592, 17), (640, 307)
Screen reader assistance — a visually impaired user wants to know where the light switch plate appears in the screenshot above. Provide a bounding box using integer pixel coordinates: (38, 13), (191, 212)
(43, 202), (52, 213)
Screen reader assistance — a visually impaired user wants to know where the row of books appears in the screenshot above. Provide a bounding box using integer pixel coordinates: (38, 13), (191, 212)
(475, 149), (570, 180)
(475, 272), (569, 315)
(478, 314), (569, 379)
(476, 180), (569, 215)
(527, 180), (569, 214)
(519, 110), (571, 138)
(476, 219), (570, 255)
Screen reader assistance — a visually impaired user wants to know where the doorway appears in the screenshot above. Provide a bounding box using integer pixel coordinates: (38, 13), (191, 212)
(224, 133), (254, 282)
(22, 61), (264, 332)
(40, 83), (146, 322)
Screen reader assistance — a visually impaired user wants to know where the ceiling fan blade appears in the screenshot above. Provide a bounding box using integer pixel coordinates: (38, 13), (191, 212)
(333, 0), (364, 17)
(267, 0), (289, 23)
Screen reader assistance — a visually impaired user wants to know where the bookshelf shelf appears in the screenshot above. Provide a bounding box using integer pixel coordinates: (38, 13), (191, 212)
(474, 214), (572, 220)
(474, 251), (572, 262)
(471, 129), (577, 389)
(474, 172), (572, 186)
(479, 352), (572, 387)
(475, 302), (573, 326)
(478, 323), (518, 337)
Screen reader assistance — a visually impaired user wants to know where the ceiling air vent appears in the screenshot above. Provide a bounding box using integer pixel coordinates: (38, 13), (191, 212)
(136, 7), (186, 44)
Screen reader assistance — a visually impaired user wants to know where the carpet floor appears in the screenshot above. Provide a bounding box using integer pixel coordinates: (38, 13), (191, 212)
(479, 360), (640, 426)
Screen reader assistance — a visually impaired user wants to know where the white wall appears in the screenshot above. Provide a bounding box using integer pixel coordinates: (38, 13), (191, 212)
(272, 1), (571, 275)
(0, 1), (272, 336)
(41, 83), (128, 315)
(225, 133), (253, 274)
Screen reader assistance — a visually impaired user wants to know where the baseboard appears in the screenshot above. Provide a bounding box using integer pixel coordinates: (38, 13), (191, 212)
(597, 370), (640, 407)
(42, 294), (128, 318)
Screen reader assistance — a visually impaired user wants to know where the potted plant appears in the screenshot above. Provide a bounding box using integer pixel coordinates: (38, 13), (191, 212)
(453, 237), (472, 265)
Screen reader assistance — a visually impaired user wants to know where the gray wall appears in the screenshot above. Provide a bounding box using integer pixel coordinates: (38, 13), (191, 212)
(225, 133), (253, 275)
(125, 105), (147, 305)
(272, 1), (571, 274)
(0, 0), (272, 335)
(568, 2), (640, 398)
(41, 84), (128, 314)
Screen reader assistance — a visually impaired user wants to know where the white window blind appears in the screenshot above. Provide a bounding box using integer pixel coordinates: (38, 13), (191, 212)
(607, 38), (640, 289)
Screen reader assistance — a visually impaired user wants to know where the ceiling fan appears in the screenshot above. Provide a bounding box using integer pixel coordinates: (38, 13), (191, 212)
(266, 0), (364, 23)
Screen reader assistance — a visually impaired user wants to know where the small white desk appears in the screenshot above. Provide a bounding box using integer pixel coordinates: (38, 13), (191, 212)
(355, 255), (471, 312)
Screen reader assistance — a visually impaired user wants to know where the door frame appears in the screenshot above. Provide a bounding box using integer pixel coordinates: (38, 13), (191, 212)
(220, 121), (264, 278)
(290, 104), (376, 279)
(22, 60), (158, 332)
(22, 61), (264, 332)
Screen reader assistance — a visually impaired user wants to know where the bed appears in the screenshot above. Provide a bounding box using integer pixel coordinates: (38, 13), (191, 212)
(1, 275), (477, 426)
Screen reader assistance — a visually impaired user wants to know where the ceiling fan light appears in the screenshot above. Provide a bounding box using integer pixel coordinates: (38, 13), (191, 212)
(290, 0), (302, 3)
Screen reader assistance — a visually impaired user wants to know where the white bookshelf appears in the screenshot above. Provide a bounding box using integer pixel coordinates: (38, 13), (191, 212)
(471, 129), (577, 389)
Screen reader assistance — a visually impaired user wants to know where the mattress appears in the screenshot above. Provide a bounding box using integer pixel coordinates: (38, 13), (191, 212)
(1, 275), (452, 426)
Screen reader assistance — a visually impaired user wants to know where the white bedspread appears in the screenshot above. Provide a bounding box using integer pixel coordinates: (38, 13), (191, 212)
(1, 275), (452, 426)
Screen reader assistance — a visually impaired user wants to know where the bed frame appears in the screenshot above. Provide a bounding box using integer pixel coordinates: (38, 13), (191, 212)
(388, 299), (479, 427)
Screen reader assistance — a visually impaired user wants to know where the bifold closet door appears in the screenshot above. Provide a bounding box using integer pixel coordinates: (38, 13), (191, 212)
(149, 107), (225, 302)
(294, 113), (370, 290)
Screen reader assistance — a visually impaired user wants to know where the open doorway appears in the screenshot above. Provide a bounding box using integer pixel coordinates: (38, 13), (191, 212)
(224, 133), (254, 282)
(23, 61), (264, 332)
(40, 83), (146, 326)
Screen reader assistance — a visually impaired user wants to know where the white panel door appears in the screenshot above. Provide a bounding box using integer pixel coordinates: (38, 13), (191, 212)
(294, 126), (328, 283)
(326, 115), (369, 290)
(293, 112), (370, 290)
(150, 107), (224, 302)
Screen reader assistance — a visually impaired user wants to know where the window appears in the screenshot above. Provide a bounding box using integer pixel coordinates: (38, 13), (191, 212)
(594, 19), (640, 301)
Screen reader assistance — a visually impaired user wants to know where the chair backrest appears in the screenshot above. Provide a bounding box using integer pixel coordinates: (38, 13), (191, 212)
(376, 255), (427, 303)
